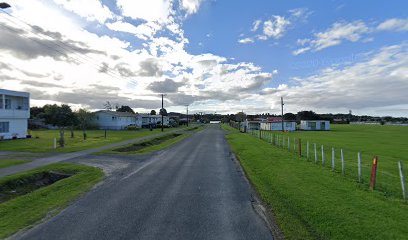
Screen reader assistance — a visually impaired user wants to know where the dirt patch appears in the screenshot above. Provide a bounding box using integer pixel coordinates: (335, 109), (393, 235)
(0, 171), (72, 203)
(113, 133), (182, 152)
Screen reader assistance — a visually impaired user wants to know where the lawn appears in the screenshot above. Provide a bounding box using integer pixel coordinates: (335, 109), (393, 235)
(0, 162), (104, 238)
(223, 125), (408, 240)
(0, 127), (184, 153)
(0, 160), (31, 169)
(250, 124), (408, 197)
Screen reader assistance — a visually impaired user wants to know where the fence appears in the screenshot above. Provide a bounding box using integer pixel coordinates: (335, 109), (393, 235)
(241, 127), (407, 200)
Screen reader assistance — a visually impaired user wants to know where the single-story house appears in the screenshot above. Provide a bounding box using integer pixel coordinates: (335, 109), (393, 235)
(300, 120), (330, 131)
(245, 121), (261, 130)
(260, 121), (296, 131)
(0, 89), (30, 140)
(93, 111), (169, 130)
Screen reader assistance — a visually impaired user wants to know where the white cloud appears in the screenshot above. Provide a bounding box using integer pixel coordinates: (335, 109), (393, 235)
(116, 0), (173, 23)
(53, 0), (114, 23)
(180, 0), (204, 15)
(293, 21), (370, 55)
(251, 19), (262, 32)
(106, 21), (161, 40)
(377, 18), (408, 32)
(262, 16), (290, 39)
(238, 38), (254, 44)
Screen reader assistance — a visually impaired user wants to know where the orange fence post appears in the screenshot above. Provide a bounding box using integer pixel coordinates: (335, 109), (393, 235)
(370, 156), (378, 191)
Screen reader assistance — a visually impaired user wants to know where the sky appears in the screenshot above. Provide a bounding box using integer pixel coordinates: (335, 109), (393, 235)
(0, 0), (407, 116)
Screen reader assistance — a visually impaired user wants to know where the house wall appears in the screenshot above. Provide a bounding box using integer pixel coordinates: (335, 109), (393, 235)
(93, 112), (142, 130)
(0, 118), (28, 139)
(260, 122), (296, 131)
(300, 120), (330, 130)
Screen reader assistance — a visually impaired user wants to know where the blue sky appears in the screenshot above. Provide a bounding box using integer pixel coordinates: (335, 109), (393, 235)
(0, 0), (407, 116)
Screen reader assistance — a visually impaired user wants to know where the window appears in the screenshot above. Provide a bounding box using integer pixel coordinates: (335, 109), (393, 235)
(0, 122), (9, 133)
(5, 98), (11, 109)
(0, 96), (2, 109)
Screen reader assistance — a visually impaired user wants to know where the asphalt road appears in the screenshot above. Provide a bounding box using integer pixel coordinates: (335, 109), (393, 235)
(15, 125), (273, 240)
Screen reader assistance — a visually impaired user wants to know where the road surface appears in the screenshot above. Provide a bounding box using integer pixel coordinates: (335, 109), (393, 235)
(15, 125), (273, 240)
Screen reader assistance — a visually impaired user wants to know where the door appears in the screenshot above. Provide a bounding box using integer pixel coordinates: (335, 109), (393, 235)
(320, 121), (326, 130)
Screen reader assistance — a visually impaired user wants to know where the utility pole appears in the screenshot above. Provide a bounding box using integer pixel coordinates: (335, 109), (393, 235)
(186, 105), (189, 127)
(281, 97), (284, 132)
(161, 94), (166, 132)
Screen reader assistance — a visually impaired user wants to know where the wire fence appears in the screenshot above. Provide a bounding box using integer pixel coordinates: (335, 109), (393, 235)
(233, 125), (407, 200)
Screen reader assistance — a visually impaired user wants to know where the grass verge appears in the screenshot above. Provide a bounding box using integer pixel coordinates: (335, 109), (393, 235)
(222, 124), (408, 240)
(0, 163), (104, 238)
(99, 133), (189, 155)
(0, 160), (31, 169)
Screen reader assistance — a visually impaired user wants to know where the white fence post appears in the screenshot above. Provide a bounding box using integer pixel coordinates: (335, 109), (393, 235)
(306, 141), (309, 160)
(331, 147), (335, 171)
(358, 152), (362, 183)
(314, 143), (317, 163)
(398, 161), (406, 200)
(293, 138), (296, 153)
(341, 149), (345, 176)
(321, 145), (325, 166)
(53, 138), (57, 149)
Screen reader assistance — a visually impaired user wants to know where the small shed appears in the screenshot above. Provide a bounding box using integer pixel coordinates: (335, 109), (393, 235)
(260, 121), (296, 131)
(245, 121), (261, 130)
(300, 120), (330, 131)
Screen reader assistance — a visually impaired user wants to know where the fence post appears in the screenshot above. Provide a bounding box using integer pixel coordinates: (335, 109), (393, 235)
(321, 145), (325, 166)
(293, 138), (296, 153)
(298, 139), (302, 157)
(314, 143), (317, 163)
(358, 152), (362, 183)
(282, 136), (285, 148)
(369, 156), (378, 191)
(306, 141), (309, 160)
(398, 161), (406, 200)
(341, 149), (345, 176)
(259, 130), (261, 139)
(331, 148), (335, 171)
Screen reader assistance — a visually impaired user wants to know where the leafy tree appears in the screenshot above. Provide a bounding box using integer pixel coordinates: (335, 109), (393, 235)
(159, 108), (168, 116)
(42, 104), (77, 147)
(296, 111), (320, 121)
(103, 101), (113, 110)
(116, 105), (135, 114)
(235, 112), (246, 122)
(30, 106), (44, 119)
(283, 113), (297, 121)
(76, 109), (94, 140)
(150, 110), (156, 115)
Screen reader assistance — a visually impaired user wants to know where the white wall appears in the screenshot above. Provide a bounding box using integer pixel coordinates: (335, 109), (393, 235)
(300, 120), (330, 130)
(260, 122), (296, 131)
(93, 112), (142, 130)
(0, 118), (28, 139)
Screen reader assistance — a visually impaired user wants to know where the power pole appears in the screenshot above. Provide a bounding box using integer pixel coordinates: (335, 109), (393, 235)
(161, 94), (165, 132)
(281, 97), (284, 132)
(186, 105), (189, 127)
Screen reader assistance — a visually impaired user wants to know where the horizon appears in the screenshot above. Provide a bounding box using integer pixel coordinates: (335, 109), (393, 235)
(0, 1), (407, 117)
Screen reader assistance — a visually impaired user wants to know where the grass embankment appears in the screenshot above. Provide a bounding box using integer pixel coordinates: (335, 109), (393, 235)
(253, 124), (408, 197)
(0, 127), (184, 153)
(0, 163), (104, 238)
(0, 160), (31, 169)
(99, 133), (188, 155)
(223, 125), (408, 240)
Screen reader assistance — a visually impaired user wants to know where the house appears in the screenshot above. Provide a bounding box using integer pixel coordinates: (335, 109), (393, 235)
(0, 89), (30, 139)
(93, 110), (169, 130)
(300, 120), (330, 131)
(245, 121), (261, 130)
(260, 121), (296, 131)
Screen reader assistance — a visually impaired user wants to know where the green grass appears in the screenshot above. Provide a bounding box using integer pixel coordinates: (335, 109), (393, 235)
(249, 124), (408, 197)
(99, 133), (189, 155)
(0, 160), (31, 169)
(0, 127), (184, 153)
(0, 162), (103, 238)
(222, 125), (408, 240)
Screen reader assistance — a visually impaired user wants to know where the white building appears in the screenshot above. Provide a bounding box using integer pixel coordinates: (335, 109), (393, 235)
(260, 121), (297, 131)
(0, 89), (30, 140)
(93, 110), (169, 130)
(300, 120), (330, 131)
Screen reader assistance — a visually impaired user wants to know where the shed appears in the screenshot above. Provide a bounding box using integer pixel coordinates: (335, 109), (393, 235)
(260, 121), (296, 131)
(300, 120), (330, 131)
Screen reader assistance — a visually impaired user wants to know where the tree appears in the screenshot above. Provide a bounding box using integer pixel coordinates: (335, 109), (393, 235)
(30, 106), (44, 119)
(42, 104), (77, 147)
(296, 111), (320, 121)
(150, 110), (156, 115)
(283, 113), (297, 121)
(235, 112), (246, 122)
(76, 109), (94, 140)
(103, 101), (113, 110)
(116, 105), (135, 114)
(159, 108), (168, 116)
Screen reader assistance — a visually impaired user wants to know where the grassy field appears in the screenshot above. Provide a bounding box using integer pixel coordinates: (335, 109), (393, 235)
(0, 160), (31, 169)
(0, 162), (103, 238)
(223, 125), (408, 239)
(249, 124), (408, 197)
(0, 127), (183, 153)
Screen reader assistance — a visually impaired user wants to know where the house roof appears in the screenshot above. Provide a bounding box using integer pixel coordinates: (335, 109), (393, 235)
(94, 110), (138, 117)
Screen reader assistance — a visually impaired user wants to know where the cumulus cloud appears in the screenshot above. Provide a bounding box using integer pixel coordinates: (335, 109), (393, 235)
(377, 18), (408, 32)
(53, 0), (114, 23)
(147, 79), (184, 93)
(262, 16), (290, 39)
(238, 37), (254, 44)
